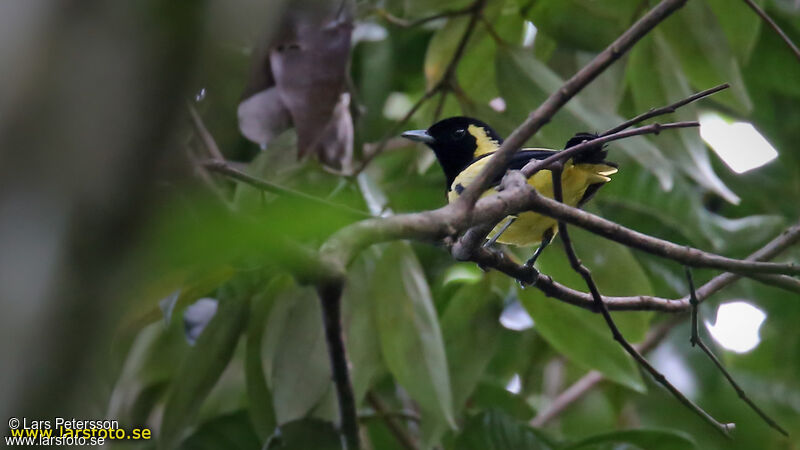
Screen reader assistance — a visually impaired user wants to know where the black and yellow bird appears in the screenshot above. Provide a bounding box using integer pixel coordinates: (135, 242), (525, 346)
(402, 117), (617, 266)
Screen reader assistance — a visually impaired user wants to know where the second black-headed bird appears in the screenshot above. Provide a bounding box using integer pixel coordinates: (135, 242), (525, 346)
(402, 117), (617, 266)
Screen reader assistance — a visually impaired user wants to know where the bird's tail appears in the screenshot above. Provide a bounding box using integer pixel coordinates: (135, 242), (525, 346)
(565, 132), (615, 166)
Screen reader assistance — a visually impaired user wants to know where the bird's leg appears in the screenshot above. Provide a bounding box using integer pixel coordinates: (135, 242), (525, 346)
(525, 228), (554, 268)
(483, 217), (516, 248)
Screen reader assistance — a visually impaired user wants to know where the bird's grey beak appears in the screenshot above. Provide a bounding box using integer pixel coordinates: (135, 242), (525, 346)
(401, 129), (435, 144)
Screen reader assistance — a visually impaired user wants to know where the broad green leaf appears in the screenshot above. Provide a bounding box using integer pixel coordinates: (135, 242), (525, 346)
(246, 276), (293, 440)
(495, 46), (674, 190)
(179, 411), (261, 450)
(342, 252), (385, 403)
(268, 283), (334, 424)
(516, 237), (647, 394)
(405, 0), (473, 17)
(626, 33), (740, 204)
(565, 428), (697, 450)
(706, 0), (763, 63)
(159, 290), (250, 449)
(525, 0), (640, 52)
(441, 276), (504, 410)
(422, 275), (505, 446)
(456, 6), (523, 104)
(557, 225), (654, 342)
(265, 418), (343, 450)
(518, 287), (646, 392)
(657, 1), (752, 113)
(471, 382), (536, 421)
(521, 225), (654, 341)
(372, 242), (456, 427)
(454, 409), (554, 450)
(424, 15), (476, 89)
(424, 0), (505, 90)
(442, 262), (484, 285)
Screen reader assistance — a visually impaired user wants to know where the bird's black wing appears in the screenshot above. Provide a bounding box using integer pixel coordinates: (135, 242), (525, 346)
(486, 149), (558, 187)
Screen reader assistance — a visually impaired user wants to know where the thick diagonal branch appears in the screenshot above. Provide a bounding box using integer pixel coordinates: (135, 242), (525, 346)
(456, 0), (688, 209)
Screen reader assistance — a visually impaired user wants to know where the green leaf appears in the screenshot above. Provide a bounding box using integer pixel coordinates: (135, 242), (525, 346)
(516, 240), (647, 392)
(626, 33), (740, 204)
(342, 252), (385, 403)
(405, 0), (473, 17)
(441, 275), (504, 410)
(246, 276), (293, 440)
(179, 411), (261, 450)
(268, 283), (334, 424)
(565, 428), (697, 450)
(706, 0), (763, 63)
(372, 242), (456, 427)
(424, 15), (475, 89)
(471, 382), (536, 421)
(546, 225), (655, 342)
(265, 419), (343, 450)
(525, 0), (640, 52)
(455, 409), (554, 450)
(495, 46), (674, 191)
(424, 0), (505, 90)
(657, 1), (752, 112)
(159, 289), (250, 449)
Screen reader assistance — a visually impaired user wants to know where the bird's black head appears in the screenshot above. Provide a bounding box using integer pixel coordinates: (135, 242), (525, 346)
(401, 116), (503, 187)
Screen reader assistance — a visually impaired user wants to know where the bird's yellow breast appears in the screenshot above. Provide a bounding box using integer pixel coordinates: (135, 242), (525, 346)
(448, 154), (616, 247)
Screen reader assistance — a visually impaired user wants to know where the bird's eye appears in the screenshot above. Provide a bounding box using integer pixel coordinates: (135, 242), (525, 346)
(453, 129), (466, 139)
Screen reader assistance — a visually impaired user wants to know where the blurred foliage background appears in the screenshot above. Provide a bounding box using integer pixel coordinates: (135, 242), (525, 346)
(1, 0), (799, 449)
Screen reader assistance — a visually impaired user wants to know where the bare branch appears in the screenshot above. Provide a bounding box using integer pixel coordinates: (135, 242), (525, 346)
(602, 83), (729, 136)
(188, 103), (226, 161)
(742, 0), (800, 64)
(456, 0), (688, 209)
(520, 121), (698, 178)
(525, 190), (800, 276)
(529, 220), (800, 423)
(686, 268), (789, 436)
(318, 281), (361, 449)
(550, 167), (734, 437)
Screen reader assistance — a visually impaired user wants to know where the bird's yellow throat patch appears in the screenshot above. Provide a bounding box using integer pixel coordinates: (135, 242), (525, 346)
(468, 124), (500, 157)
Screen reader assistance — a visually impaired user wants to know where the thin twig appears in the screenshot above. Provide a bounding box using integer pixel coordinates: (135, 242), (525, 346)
(742, 0), (800, 63)
(550, 167), (734, 437)
(686, 268), (789, 436)
(203, 160), (370, 218)
(187, 103), (226, 161)
(456, 0), (689, 209)
(520, 121), (699, 177)
(366, 392), (418, 450)
(353, 0), (486, 175)
(525, 190), (800, 277)
(528, 224), (800, 425)
(433, 89), (448, 123)
(318, 281), (361, 450)
(602, 83), (729, 136)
